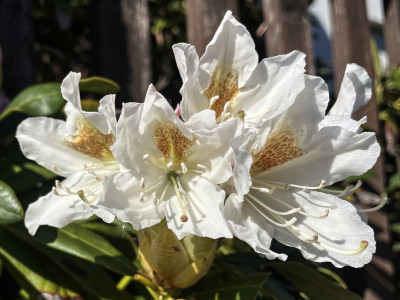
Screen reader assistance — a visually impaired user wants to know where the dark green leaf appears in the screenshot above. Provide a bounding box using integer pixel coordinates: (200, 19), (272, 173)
(28, 223), (136, 275)
(79, 76), (120, 94)
(270, 262), (362, 300)
(0, 83), (64, 121)
(0, 181), (24, 225)
(1, 226), (125, 299)
(387, 172), (400, 194)
(190, 273), (269, 300)
(390, 223), (400, 235)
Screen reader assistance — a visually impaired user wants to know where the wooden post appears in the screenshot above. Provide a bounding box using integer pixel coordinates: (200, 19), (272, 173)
(384, 0), (400, 69)
(90, 0), (151, 104)
(331, 0), (384, 193)
(121, 0), (152, 102)
(262, 0), (314, 74)
(185, 0), (239, 56)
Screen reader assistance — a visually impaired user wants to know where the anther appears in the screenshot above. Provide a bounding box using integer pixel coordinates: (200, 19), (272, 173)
(52, 187), (59, 195)
(308, 233), (319, 243)
(320, 209), (329, 218)
(181, 162), (188, 174)
(208, 95), (219, 108)
(139, 192), (145, 203)
(196, 164), (207, 172)
(52, 165), (60, 173)
(237, 110), (245, 121)
(166, 161), (173, 168)
(142, 154), (149, 161)
(180, 215), (188, 222)
(140, 177), (145, 189)
(152, 192), (158, 205)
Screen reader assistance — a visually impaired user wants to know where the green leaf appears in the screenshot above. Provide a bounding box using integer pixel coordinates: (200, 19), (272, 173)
(29, 222), (136, 275)
(270, 262), (362, 300)
(387, 172), (400, 194)
(190, 273), (269, 300)
(0, 226), (125, 299)
(79, 76), (120, 94)
(0, 83), (64, 121)
(0, 181), (24, 225)
(390, 223), (400, 235)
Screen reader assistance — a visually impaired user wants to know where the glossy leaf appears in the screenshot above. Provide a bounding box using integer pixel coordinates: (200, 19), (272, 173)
(27, 223), (136, 275)
(0, 226), (125, 299)
(190, 273), (269, 300)
(0, 83), (64, 121)
(0, 181), (24, 225)
(270, 262), (362, 300)
(79, 76), (120, 94)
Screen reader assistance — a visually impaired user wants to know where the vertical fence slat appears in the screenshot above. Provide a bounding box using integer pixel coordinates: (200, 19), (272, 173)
(121, 0), (152, 102)
(262, 0), (314, 74)
(331, 0), (384, 193)
(185, 0), (239, 56)
(384, 0), (400, 69)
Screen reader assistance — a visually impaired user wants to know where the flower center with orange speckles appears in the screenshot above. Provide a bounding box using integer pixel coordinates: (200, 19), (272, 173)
(203, 66), (239, 118)
(250, 128), (304, 176)
(64, 116), (115, 161)
(152, 124), (194, 165)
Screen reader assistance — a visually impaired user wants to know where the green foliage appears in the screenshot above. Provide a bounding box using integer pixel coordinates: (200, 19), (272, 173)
(0, 83), (64, 121)
(0, 181), (24, 225)
(79, 76), (121, 94)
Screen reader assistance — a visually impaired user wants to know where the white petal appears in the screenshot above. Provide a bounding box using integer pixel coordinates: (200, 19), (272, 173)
(224, 194), (287, 260)
(97, 94), (118, 136)
(270, 190), (375, 268)
(200, 11), (258, 88)
(173, 43), (208, 121)
(166, 175), (232, 240)
(61, 72), (82, 110)
(260, 127), (380, 187)
(16, 117), (101, 176)
(329, 63), (372, 116)
(98, 172), (165, 230)
(235, 51), (306, 127)
(25, 172), (95, 235)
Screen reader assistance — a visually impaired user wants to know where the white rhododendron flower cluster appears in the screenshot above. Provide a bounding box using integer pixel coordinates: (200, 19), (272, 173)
(17, 11), (381, 268)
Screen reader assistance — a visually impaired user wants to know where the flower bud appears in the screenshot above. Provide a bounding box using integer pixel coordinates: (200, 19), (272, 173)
(138, 220), (217, 289)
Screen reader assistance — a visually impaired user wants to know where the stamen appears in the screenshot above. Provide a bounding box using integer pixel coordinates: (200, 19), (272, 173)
(170, 175), (189, 222)
(84, 163), (102, 181)
(52, 187), (59, 195)
(142, 154), (149, 161)
(196, 164), (207, 172)
(181, 162), (188, 174)
(52, 165), (60, 173)
(250, 186), (276, 194)
(152, 192), (159, 205)
(77, 190), (95, 204)
(289, 180), (326, 190)
(357, 193), (387, 213)
(159, 183), (169, 203)
(308, 233), (319, 243)
(237, 110), (245, 121)
(338, 180), (362, 199)
(166, 161), (173, 168)
(180, 215), (188, 222)
(246, 198), (297, 228)
(246, 194), (301, 216)
(208, 95), (219, 109)
(140, 177), (145, 189)
(314, 240), (369, 256)
(139, 192), (145, 202)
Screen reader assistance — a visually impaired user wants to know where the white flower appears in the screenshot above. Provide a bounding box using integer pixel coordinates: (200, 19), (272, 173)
(224, 74), (381, 267)
(173, 11), (306, 127)
(97, 85), (238, 240)
(16, 72), (119, 235)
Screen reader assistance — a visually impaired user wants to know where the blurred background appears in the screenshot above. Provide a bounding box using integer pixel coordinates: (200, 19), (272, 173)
(0, 0), (399, 299)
